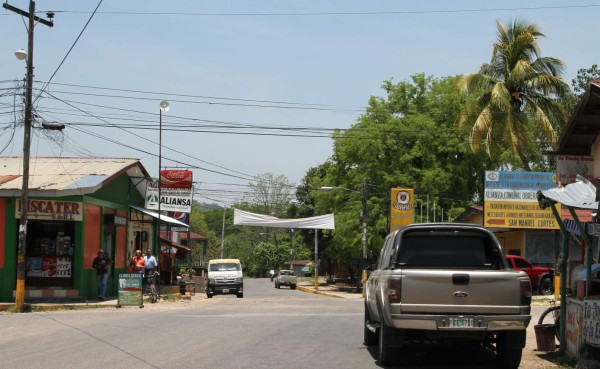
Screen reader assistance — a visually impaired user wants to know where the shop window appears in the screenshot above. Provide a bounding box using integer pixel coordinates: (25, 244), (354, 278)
(25, 221), (75, 287)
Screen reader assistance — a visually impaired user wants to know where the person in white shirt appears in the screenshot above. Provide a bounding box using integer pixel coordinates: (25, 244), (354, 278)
(144, 248), (158, 292)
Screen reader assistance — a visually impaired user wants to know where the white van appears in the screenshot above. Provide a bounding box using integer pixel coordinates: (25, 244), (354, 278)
(206, 259), (243, 298)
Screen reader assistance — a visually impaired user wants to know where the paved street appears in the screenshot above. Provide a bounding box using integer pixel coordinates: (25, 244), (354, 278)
(0, 278), (560, 369)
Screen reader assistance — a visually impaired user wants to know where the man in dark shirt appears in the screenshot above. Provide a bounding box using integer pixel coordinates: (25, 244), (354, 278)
(92, 249), (112, 301)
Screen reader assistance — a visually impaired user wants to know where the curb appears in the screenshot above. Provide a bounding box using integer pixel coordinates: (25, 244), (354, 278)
(297, 285), (344, 298)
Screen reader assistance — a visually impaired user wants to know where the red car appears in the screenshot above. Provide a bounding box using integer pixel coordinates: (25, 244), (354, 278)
(506, 255), (554, 295)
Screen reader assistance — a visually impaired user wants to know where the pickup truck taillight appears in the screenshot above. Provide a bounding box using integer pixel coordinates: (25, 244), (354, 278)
(387, 277), (402, 303)
(520, 278), (532, 305)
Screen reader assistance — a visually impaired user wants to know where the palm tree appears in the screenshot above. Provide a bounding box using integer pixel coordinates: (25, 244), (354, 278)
(456, 19), (569, 171)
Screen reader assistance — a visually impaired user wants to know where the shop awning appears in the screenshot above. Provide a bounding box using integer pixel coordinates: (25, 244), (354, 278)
(129, 205), (189, 228)
(160, 237), (190, 251)
(160, 238), (190, 259)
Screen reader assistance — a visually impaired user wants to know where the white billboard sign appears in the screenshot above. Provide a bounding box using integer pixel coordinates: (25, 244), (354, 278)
(145, 181), (192, 213)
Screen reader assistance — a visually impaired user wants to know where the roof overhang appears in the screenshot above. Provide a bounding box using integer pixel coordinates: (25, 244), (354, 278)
(160, 237), (190, 251)
(557, 81), (600, 155)
(129, 205), (189, 228)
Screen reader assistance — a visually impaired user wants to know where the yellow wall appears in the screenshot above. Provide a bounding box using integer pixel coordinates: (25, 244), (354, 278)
(495, 231), (526, 255)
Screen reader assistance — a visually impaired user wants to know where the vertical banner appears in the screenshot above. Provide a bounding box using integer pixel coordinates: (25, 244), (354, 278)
(145, 170), (193, 212)
(390, 188), (414, 233)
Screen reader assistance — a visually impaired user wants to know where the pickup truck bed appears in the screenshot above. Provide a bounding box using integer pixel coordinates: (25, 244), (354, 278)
(275, 270), (297, 289)
(364, 223), (531, 368)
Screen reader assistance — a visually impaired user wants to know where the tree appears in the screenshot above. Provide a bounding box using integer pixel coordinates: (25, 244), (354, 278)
(456, 19), (569, 171)
(309, 74), (486, 266)
(572, 64), (600, 96)
(244, 172), (294, 216)
(561, 64), (600, 114)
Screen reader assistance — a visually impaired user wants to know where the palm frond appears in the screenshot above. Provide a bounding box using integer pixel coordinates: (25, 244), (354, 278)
(490, 83), (512, 113)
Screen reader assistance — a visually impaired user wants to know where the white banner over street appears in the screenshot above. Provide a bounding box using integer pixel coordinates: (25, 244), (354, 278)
(233, 209), (335, 229)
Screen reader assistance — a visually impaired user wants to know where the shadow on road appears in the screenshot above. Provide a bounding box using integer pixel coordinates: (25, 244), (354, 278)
(365, 341), (502, 368)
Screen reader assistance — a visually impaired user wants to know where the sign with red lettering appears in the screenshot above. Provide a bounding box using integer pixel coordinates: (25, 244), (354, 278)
(145, 170), (193, 213)
(56, 257), (72, 278)
(390, 188), (414, 232)
(160, 170), (193, 188)
(16, 200), (83, 221)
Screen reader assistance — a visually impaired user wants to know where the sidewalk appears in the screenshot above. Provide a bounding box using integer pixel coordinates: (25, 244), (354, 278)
(296, 280), (365, 300)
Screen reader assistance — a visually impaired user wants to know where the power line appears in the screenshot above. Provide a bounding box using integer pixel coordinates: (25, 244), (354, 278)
(40, 89), (259, 181)
(35, 1), (104, 105)
(34, 4), (600, 17)
(48, 89), (362, 112)
(46, 81), (362, 110)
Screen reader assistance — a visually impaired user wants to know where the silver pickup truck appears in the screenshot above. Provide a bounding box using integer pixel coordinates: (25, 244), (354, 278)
(274, 270), (297, 289)
(364, 223), (531, 368)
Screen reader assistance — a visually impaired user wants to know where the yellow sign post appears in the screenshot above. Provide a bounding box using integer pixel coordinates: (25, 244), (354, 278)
(390, 188), (414, 232)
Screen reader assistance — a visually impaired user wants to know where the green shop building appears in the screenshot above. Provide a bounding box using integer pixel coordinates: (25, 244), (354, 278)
(0, 156), (186, 303)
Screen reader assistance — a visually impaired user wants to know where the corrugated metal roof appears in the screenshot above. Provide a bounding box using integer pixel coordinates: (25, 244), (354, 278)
(540, 175), (598, 210)
(0, 157), (145, 195)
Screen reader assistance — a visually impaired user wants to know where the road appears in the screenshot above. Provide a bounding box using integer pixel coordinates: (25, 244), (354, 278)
(0, 279), (556, 369)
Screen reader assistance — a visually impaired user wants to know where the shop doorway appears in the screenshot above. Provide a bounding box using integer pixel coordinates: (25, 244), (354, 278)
(24, 221), (75, 287)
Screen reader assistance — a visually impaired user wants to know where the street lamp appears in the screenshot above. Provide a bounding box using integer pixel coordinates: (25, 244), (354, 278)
(14, 49), (27, 60)
(320, 181), (369, 259)
(158, 100), (169, 282)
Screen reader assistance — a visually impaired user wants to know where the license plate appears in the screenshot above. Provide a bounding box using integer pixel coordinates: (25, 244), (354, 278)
(448, 316), (474, 328)
(222, 289), (229, 293)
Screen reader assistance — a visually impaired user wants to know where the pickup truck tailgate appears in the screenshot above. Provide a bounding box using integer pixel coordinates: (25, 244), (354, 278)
(397, 269), (526, 315)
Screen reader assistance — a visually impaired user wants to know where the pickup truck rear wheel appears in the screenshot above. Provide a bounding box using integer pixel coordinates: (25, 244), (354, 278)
(378, 321), (394, 365)
(496, 332), (524, 369)
(538, 276), (554, 295)
(291, 284), (297, 289)
(363, 306), (377, 346)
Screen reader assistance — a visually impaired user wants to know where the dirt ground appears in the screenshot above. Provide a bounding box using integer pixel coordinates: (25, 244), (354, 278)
(521, 302), (578, 369)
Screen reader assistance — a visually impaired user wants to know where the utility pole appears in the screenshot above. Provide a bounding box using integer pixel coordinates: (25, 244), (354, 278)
(4, 1), (53, 311)
(360, 180), (368, 259)
(220, 206), (226, 258)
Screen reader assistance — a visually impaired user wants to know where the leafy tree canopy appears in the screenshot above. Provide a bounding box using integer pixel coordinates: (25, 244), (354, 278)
(306, 73), (488, 263)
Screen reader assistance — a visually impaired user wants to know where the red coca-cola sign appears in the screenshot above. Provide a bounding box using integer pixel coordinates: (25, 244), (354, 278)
(160, 170), (193, 188)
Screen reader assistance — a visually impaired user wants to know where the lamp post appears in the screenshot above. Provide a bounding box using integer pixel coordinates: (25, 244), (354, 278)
(320, 181), (369, 259)
(158, 100), (169, 283)
(7, 0), (53, 311)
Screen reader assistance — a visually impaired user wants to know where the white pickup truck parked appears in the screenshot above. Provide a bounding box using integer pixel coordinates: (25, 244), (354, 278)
(274, 270), (297, 289)
(364, 223), (531, 368)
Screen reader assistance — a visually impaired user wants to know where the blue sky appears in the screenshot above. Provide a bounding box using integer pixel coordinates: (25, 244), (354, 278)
(1, 1), (598, 205)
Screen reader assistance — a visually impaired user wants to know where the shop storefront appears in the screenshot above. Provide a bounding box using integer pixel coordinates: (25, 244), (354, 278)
(128, 205), (189, 284)
(0, 157), (151, 303)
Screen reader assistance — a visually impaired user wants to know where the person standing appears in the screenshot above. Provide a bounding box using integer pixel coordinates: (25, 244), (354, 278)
(130, 249), (146, 273)
(144, 248), (158, 292)
(144, 248), (158, 275)
(92, 249), (112, 301)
